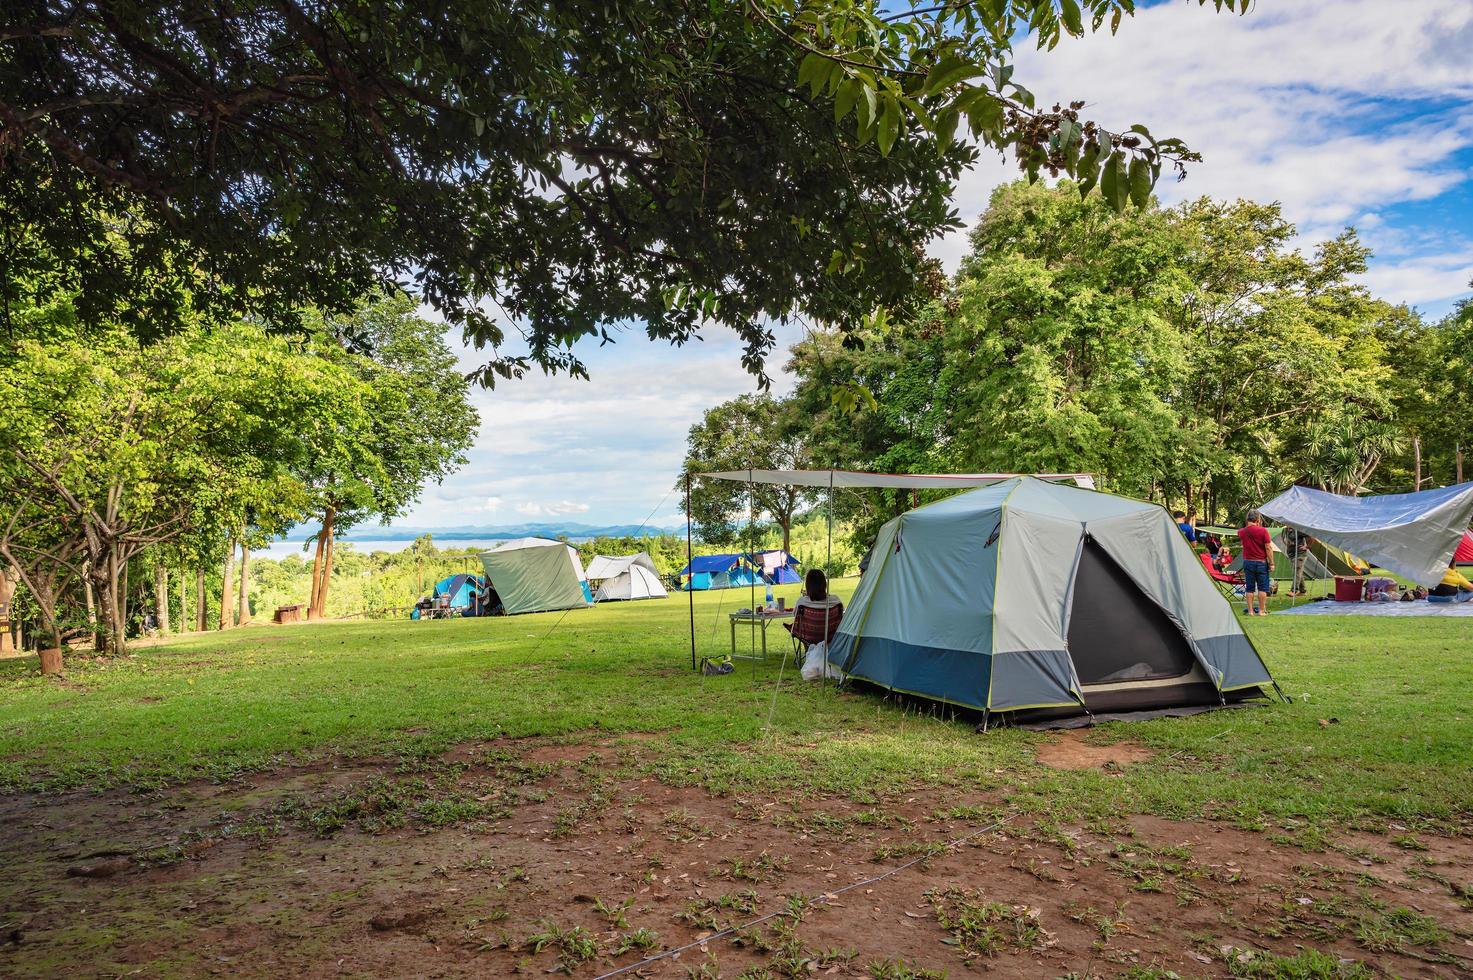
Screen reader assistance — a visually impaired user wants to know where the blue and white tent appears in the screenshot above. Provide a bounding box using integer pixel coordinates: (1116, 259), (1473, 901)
(829, 478), (1277, 723)
(411, 572), (485, 619)
(678, 554), (763, 591)
(432, 573), (482, 610)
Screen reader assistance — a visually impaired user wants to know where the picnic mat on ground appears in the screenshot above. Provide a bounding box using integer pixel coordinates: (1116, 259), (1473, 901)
(1276, 600), (1473, 617)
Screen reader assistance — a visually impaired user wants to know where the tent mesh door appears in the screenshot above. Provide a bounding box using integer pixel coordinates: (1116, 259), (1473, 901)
(1066, 538), (1197, 684)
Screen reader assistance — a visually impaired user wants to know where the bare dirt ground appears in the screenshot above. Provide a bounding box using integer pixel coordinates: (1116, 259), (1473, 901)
(1, 735), (1470, 978)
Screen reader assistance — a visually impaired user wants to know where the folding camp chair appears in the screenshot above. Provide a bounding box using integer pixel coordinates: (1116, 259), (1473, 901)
(1198, 552), (1245, 600)
(785, 601), (845, 681)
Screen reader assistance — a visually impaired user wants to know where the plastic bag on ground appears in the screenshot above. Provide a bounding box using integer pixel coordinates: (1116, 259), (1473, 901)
(800, 641), (843, 682)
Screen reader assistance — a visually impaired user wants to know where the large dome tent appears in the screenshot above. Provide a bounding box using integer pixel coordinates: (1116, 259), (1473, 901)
(829, 478), (1279, 726)
(478, 537), (591, 615)
(587, 553), (668, 601)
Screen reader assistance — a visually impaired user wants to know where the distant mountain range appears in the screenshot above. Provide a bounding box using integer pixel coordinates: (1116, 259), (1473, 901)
(321, 522), (683, 542)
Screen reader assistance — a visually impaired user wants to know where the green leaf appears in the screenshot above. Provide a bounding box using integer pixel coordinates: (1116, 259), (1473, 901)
(964, 92), (1003, 139)
(935, 107), (960, 147)
(1060, 0), (1083, 36)
(798, 52), (827, 95)
(877, 98), (900, 156)
(1100, 150), (1128, 211)
(1076, 137), (1103, 194)
(1056, 118), (1078, 154)
(834, 78), (860, 123)
(857, 83), (877, 131)
(923, 55), (983, 95)
(1128, 155), (1151, 208)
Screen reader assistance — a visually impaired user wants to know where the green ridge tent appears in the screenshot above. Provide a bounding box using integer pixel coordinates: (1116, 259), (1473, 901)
(478, 537), (592, 615)
(829, 478), (1277, 724)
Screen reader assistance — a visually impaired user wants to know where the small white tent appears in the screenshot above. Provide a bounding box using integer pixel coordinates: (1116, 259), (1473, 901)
(478, 537), (591, 615)
(587, 553), (668, 601)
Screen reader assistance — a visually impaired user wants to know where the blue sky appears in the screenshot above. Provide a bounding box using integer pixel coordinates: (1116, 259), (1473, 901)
(398, 0), (1473, 533)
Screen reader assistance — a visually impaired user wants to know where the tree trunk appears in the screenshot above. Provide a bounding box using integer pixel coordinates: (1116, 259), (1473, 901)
(316, 527), (336, 619)
(1458, 442), (1464, 484)
(121, 557), (130, 645)
(1413, 435), (1422, 490)
(195, 567), (207, 630)
(237, 541), (251, 625)
(39, 625), (63, 675)
(307, 524), (327, 621)
(178, 567), (187, 634)
(154, 563), (170, 634)
(310, 508), (336, 620)
(0, 565), (17, 654)
(83, 560), (102, 651)
(101, 549), (126, 655)
(781, 518), (791, 557)
(219, 539), (235, 630)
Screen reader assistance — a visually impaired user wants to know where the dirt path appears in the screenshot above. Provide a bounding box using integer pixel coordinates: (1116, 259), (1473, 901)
(1, 736), (1469, 978)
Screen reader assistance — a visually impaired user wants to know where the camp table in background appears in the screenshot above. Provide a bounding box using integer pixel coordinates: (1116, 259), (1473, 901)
(729, 608), (795, 660)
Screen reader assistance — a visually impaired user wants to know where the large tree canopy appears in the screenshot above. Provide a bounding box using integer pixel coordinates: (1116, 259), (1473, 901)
(736, 182), (1453, 550)
(1, 0), (1239, 382)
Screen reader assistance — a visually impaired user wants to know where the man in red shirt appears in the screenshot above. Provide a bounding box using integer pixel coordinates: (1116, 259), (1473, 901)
(1237, 510), (1275, 616)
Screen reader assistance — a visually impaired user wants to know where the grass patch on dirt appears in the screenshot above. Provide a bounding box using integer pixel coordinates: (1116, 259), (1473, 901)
(0, 579), (1471, 839)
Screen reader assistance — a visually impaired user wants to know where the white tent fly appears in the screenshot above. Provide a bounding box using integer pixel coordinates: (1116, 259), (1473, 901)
(587, 553), (668, 601)
(1259, 482), (1473, 587)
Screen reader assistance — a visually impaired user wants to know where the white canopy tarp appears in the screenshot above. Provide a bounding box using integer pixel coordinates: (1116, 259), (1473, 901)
(699, 469), (1095, 490)
(1259, 482), (1473, 587)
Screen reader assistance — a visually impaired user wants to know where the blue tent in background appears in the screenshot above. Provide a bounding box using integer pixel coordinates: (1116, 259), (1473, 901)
(678, 553), (763, 591)
(411, 572), (485, 618)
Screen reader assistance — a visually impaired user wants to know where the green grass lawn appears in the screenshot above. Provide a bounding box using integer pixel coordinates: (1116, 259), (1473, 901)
(2, 577), (1469, 837)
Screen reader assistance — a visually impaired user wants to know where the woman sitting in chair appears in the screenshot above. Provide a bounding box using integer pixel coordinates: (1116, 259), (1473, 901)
(787, 569), (844, 647)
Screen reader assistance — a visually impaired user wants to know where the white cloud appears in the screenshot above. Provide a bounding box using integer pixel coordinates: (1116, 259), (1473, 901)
(1358, 249), (1473, 307)
(513, 500), (591, 518)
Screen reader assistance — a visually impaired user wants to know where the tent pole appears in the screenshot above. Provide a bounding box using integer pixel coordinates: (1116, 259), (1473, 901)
(686, 471), (696, 672)
(826, 469), (834, 573)
(749, 470), (757, 668)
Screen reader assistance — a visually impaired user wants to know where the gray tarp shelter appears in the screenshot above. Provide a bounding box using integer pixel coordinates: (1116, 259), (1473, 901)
(828, 477), (1277, 724)
(1259, 482), (1473, 587)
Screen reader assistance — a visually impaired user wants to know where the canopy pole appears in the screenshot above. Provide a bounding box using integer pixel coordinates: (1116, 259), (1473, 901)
(826, 469), (834, 573)
(749, 470), (757, 666)
(686, 471), (696, 672)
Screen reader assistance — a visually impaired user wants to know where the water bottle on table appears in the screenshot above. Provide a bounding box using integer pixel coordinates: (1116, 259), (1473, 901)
(765, 582), (774, 610)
